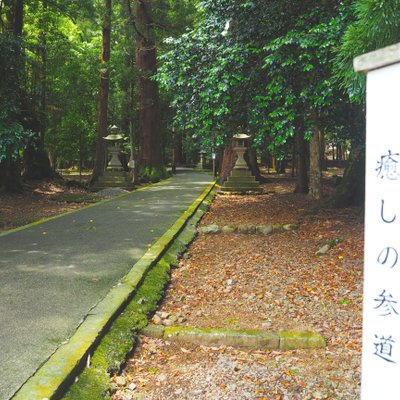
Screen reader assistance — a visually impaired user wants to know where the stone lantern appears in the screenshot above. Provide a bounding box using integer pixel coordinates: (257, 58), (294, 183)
(232, 133), (251, 170)
(221, 132), (262, 194)
(197, 150), (207, 169)
(93, 125), (134, 190)
(104, 125), (124, 171)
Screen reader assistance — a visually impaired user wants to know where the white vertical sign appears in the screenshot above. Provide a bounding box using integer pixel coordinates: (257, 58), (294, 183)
(355, 44), (400, 399)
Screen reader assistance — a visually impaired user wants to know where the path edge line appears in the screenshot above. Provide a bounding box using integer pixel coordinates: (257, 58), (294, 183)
(11, 181), (215, 400)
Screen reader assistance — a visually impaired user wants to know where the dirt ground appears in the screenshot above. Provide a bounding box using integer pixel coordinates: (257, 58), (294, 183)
(112, 173), (364, 400)
(0, 180), (97, 233)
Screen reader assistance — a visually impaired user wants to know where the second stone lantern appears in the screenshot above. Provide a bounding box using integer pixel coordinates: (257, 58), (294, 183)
(104, 125), (124, 171)
(93, 125), (134, 190)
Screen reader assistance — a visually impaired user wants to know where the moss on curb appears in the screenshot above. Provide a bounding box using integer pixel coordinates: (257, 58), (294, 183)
(163, 326), (280, 350)
(62, 258), (171, 400)
(279, 331), (326, 351)
(141, 325), (326, 352)
(60, 190), (215, 400)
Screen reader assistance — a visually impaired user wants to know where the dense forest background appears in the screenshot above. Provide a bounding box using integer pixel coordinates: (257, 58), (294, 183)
(1, 0), (399, 206)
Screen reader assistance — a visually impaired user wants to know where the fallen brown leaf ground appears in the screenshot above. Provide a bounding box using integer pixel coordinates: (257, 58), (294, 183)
(114, 173), (364, 400)
(0, 180), (94, 232)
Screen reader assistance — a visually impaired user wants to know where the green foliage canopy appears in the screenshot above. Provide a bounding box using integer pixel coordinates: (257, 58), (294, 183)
(335, 0), (400, 103)
(0, 33), (33, 162)
(157, 0), (354, 155)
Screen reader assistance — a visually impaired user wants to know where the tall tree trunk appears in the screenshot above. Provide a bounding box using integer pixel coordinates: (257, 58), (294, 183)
(327, 142), (365, 207)
(135, 0), (163, 170)
(294, 120), (309, 193)
(0, 0), (24, 191)
(40, 0), (47, 144)
(128, 77), (137, 172)
(327, 104), (366, 208)
(219, 140), (235, 184)
(23, 0), (53, 180)
(91, 0), (111, 184)
(1, 0), (23, 34)
(309, 111), (322, 200)
(12, 0), (23, 35)
(124, 0), (139, 182)
(245, 147), (262, 182)
(319, 128), (326, 170)
(0, 154), (22, 192)
(172, 130), (184, 165)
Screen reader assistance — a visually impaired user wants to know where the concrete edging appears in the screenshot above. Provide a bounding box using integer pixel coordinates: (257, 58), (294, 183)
(12, 181), (215, 400)
(141, 324), (326, 351)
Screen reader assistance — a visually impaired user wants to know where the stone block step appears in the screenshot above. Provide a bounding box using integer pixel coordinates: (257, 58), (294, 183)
(221, 186), (263, 193)
(230, 170), (253, 177)
(102, 171), (129, 178)
(224, 181), (260, 188)
(227, 176), (257, 182)
(99, 178), (130, 184)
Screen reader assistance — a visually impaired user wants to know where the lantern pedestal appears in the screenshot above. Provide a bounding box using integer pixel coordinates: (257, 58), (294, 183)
(106, 145), (124, 171)
(93, 170), (134, 190)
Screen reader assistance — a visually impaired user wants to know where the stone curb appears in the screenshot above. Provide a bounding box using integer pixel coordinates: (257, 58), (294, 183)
(141, 324), (326, 351)
(12, 181), (215, 400)
(198, 223), (298, 235)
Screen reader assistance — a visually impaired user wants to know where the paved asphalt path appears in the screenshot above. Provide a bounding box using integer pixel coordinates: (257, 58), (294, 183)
(0, 169), (213, 400)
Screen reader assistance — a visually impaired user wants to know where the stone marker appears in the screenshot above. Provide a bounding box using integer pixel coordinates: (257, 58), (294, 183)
(354, 42), (400, 400)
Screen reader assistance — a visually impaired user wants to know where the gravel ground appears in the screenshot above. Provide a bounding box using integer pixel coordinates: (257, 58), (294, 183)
(113, 337), (360, 400)
(113, 175), (363, 400)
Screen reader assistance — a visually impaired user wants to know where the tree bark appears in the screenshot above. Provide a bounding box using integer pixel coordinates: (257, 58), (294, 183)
(91, 0), (111, 184)
(123, 0), (137, 166)
(0, 155), (22, 192)
(219, 140), (235, 184)
(319, 128), (326, 170)
(294, 121), (309, 193)
(12, 0), (23, 35)
(39, 0), (47, 144)
(327, 103), (366, 207)
(23, 0), (53, 180)
(172, 130), (184, 165)
(1, 0), (23, 34)
(309, 111), (322, 200)
(0, 0), (24, 190)
(327, 142), (365, 207)
(135, 0), (163, 170)
(245, 147), (262, 182)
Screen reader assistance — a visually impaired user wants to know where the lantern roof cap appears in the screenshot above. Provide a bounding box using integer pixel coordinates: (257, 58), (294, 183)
(233, 133), (251, 140)
(104, 134), (124, 141)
